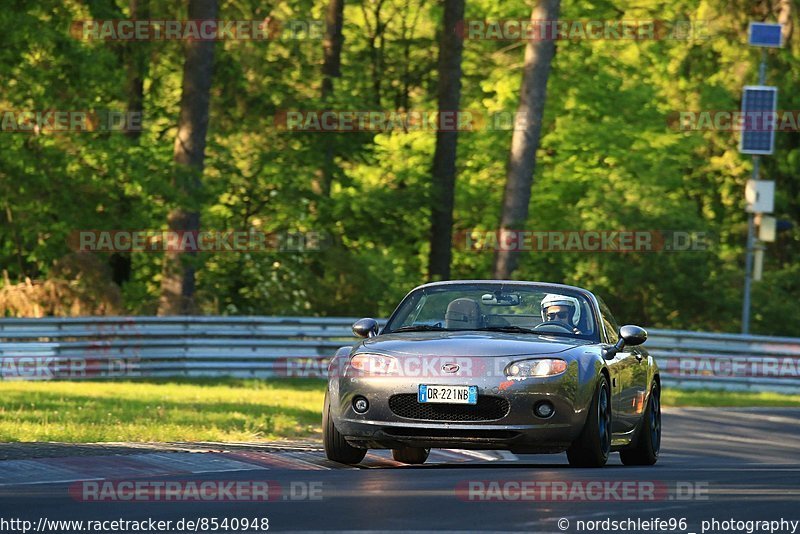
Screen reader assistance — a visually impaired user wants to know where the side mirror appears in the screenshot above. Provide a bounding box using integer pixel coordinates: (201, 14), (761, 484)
(620, 324), (647, 346)
(603, 325), (647, 359)
(352, 318), (379, 338)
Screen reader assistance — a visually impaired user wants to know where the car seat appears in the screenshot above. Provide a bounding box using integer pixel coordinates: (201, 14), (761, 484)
(445, 298), (481, 329)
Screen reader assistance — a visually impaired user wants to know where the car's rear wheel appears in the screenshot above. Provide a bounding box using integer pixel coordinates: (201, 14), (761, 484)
(567, 375), (611, 468)
(391, 446), (430, 464)
(620, 381), (661, 466)
(323, 394), (367, 465)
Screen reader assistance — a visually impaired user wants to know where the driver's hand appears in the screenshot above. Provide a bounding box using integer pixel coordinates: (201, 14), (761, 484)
(572, 327), (582, 335)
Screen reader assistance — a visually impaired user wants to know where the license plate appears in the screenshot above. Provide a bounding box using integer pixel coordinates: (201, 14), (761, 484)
(418, 385), (477, 405)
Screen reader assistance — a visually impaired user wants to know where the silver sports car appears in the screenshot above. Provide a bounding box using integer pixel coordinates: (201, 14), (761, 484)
(323, 280), (661, 467)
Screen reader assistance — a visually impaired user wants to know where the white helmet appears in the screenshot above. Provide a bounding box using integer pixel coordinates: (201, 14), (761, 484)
(540, 294), (581, 326)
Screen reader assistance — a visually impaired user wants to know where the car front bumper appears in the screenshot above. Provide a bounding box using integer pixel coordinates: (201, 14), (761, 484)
(328, 364), (590, 453)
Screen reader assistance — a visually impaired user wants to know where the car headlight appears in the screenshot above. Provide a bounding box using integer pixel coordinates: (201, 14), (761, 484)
(505, 358), (567, 378)
(348, 353), (399, 375)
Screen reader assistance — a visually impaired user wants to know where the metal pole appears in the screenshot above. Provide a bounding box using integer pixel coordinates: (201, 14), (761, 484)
(758, 49), (767, 83)
(741, 49), (768, 334)
(741, 156), (760, 334)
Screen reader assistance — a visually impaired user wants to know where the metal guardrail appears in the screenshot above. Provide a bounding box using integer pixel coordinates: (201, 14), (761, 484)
(643, 329), (800, 392)
(1, 317), (798, 392)
(0, 317), (355, 380)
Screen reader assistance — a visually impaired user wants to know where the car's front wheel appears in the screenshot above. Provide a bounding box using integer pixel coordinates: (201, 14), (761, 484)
(620, 381), (661, 466)
(323, 394), (367, 465)
(567, 375), (611, 467)
(391, 446), (430, 464)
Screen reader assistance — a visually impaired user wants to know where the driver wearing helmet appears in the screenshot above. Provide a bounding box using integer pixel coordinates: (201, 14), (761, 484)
(540, 294), (582, 335)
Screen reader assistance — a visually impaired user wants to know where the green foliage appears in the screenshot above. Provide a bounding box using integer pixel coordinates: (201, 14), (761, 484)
(0, 0), (798, 335)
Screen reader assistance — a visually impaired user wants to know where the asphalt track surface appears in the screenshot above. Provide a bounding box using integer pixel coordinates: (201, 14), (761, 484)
(1, 408), (799, 533)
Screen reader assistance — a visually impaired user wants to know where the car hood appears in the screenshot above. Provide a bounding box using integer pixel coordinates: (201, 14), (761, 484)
(357, 331), (592, 357)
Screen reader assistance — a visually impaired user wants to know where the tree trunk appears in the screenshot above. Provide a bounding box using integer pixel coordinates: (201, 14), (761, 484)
(308, 0), (346, 289)
(313, 0), (345, 199)
(321, 0), (345, 101)
(111, 0), (150, 288)
(776, 0), (793, 43)
(427, 0), (465, 281)
(492, 0), (560, 279)
(157, 0), (217, 315)
(125, 0), (149, 141)
(361, 0), (387, 106)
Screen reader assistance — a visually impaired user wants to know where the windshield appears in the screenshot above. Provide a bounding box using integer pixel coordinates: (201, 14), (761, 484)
(383, 283), (598, 341)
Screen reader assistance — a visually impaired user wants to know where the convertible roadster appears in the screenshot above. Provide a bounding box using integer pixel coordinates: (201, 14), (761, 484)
(323, 280), (661, 467)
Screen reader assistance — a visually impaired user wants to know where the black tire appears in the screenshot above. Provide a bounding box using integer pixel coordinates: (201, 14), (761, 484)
(620, 381), (661, 466)
(391, 446), (430, 464)
(567, 375), (611, 467)
(323, 395), (367, 465)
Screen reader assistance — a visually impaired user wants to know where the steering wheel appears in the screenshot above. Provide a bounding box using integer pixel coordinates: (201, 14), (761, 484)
(532, 321), (576, 334)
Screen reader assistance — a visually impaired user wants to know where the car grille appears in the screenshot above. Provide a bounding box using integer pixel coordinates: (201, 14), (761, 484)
(383, 428), (519, 440)
(388, 394), (510, 422)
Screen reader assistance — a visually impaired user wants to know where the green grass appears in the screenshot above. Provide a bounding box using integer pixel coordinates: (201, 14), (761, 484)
(0, 378), (326, 442)
(1, 379), (798, 443)
(662, 389), (800, 408)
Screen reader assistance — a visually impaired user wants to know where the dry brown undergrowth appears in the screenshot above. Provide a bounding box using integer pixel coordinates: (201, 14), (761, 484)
(0, 253), (121, 317)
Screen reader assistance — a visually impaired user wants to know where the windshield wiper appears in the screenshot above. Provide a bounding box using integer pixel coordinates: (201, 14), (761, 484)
(481, 325), (539, 334)
(391, 324), (447, 333)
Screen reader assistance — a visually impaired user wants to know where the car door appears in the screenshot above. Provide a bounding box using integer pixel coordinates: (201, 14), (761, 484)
(597, 298), (648, 435)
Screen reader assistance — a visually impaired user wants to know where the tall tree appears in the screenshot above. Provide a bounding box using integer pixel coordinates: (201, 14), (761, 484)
(125, 0), (149, 142)
(109, 0), (151, 289)
(321, 0), (345, 101)
(157, 0), (218, 315)
(776, 0), (793, 42)
(492, 0), (560, 279)
(312, 0), (345, 199)
(427, 0), (465, 281)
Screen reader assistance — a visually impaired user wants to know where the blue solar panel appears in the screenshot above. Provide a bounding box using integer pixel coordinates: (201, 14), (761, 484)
(740, 86), (778, 155)
(749, 23), (782, 47)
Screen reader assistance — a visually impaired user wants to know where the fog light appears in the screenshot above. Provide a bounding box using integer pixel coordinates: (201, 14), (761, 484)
(353, 396), (369, 414)
(534, 401), (555, 418)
